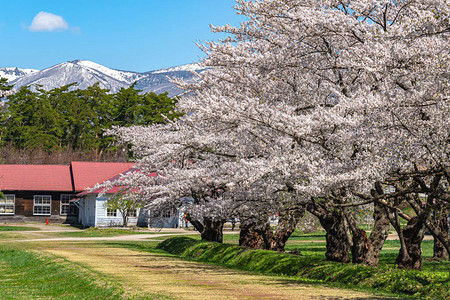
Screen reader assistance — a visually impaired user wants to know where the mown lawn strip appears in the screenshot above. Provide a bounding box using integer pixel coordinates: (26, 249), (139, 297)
(0, 244), (124, 299)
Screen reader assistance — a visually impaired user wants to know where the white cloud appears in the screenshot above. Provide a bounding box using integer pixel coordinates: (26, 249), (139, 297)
(29, 12), (69, 32)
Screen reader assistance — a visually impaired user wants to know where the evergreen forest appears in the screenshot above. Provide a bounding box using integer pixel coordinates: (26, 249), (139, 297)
(0, 78), (181, 164)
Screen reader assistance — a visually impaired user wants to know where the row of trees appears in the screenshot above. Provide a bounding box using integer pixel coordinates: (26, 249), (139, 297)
(102, 0), (448, 270)
(0, 80), (182, 154)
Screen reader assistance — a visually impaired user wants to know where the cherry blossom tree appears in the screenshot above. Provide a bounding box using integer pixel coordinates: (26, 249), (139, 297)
(108, 0), (449, 268)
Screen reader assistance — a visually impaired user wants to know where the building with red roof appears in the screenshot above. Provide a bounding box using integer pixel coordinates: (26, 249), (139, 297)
(0, 162), (134, 224)
(70, 161), (134, 192)
(74, 169), (167, 228)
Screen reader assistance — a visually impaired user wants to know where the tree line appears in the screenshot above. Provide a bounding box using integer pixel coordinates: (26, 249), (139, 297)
(0, 78), (182, 163)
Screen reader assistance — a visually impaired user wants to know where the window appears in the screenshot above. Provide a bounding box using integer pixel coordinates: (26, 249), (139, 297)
(0, 194), (15, 215)
(127, 209), (137, 217)
(149, 210), (172, 218)
(33, 195), (51, 215)
(107, 208), (117, 217)
(60, 194), (75, 215)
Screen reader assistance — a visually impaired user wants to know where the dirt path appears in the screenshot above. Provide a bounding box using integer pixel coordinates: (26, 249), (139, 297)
(8, 232), (196, 242)
(44, 244), (386, 300)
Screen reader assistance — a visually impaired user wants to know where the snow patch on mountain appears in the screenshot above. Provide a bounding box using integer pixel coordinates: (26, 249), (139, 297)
(151, 63), (204, 74)
(0, 67), (39, 82)
(74, 60), (147, 84)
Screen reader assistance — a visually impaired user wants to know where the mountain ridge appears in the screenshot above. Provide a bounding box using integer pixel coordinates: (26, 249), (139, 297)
(2, 60), (205, 97)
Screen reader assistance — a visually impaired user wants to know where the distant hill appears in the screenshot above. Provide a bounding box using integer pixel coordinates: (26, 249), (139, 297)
(2, 60), (206, 97)
(0, 67), (39, 82)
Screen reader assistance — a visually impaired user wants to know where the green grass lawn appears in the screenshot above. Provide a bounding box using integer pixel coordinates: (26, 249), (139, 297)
(0, 232), (30, 240)
(156, 236), (450, 299)
(0, 226), (447, 299)
(103, 229), (449, 298)
(147, 229), (449, 299)
(0, 244), (124, 299)
(0, 225), (38, 231)
(140, 229), (450, 277)
(0, 226), (40, 240)
(156, 229), (449, 275)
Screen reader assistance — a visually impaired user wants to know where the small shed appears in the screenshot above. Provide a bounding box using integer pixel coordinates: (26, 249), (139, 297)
(74, 169), (179, 228)
(75, 194), (148, 227)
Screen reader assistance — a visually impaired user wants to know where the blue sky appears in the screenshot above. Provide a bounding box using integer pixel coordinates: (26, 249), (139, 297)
(0, 0), (243, 72)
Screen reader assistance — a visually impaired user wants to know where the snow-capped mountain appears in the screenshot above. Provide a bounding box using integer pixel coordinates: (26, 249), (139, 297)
(72, 60), (148, 84)
(0, 67), (38, 82)
(151, 63), (203, 74)
(4, 60), (205, 97)
(137, 65), (205, 96)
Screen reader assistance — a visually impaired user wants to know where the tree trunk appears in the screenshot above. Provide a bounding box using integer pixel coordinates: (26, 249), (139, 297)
(404, 183), (450, 262)
(351, 227), (371, 264)
(385, 196), (412, 269)
(239, 206), (305, 252)
(364, 192), (392, 267)
(201, 218), (225, 243)
(322, 211), (351, 263)
(395, 217), (426, 270)
(185, 215), (225, 243)
(268, 207), (305, 252)
(307, 201), (350, 263)
(343, 210), (371, 264)
(239, 217), (272, 249)
(433, 237), (449, 260)
(432, 211), (449, 260)
(185, 215), (204, 232)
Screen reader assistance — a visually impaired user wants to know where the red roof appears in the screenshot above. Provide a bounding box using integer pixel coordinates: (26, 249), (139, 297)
(77, 168), (156, 196)
(71, 161), (135, 191)
(0, 164), (73, 191)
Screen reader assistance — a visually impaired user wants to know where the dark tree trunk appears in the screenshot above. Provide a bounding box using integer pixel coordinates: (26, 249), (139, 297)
(385, 195), (412, 270)
(399, 175), (447, 268)
(239, 217), (272, 249)
(343, 211), (371, 264)
(432, 211), (449, 260)
(185, 215), (225, 243)
(307, 200), (351, 263)
(185, 215), (204, 232)
(364, 187), (391, 267)
(395, 217), (426, 270)
(322, 211), (351, 263)
(433, 237), (449, 260)
(426, 222), (450, 260)
(351, 227), (371, 264)
(268, 207), (305, 252)
(365, 209), (390, 266)
(239, 206), (305, 252)
(419, 206), (450, 261)
(201, 218), (225, 243)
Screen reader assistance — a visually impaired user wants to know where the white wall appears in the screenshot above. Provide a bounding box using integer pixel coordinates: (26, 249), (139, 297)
(78, 193), (179, 228)
(77, 195), (97, 227)
(96, 196), (123, 227)
(93, 194), (142, 227)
